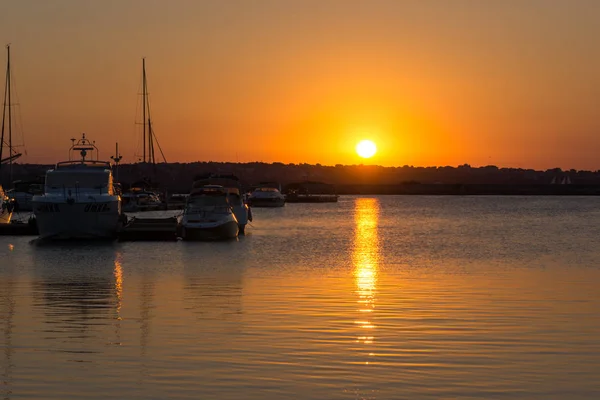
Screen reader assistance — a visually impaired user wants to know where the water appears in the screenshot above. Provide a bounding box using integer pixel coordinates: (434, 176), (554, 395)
(2, 196), (600, 399)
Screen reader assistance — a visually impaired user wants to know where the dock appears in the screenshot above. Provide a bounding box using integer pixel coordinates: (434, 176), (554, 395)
(117, 217), (179, 241)
(0, 221), (38, 236)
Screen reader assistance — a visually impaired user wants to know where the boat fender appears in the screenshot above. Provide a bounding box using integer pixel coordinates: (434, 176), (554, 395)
(248, 207), (253, 222)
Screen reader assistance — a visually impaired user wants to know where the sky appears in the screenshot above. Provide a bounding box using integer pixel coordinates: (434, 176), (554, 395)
(1, 0), (600, 169)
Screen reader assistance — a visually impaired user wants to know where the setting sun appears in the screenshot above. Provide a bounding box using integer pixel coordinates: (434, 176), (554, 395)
(356, 140), (377, 159)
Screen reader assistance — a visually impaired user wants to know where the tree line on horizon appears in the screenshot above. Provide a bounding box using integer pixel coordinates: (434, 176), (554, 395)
(3, 161), (600, 191)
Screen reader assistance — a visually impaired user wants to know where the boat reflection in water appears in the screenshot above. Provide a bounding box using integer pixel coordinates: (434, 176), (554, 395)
(352, 198), (380, 364)
(30, 244), (122, 360)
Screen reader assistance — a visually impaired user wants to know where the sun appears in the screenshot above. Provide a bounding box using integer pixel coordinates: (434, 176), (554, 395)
(356, 140), (377, 158)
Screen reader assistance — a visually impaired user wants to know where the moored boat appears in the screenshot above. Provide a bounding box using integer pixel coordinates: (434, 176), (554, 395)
(0, 186), (14, 224)
(7, 179), (44, 211)
(178, 185), (239, 241)
(32, 134), (122, 239)
(247, 182), (285, 207)
(192, 174), (252, 234)
(122, 188), (163, 212)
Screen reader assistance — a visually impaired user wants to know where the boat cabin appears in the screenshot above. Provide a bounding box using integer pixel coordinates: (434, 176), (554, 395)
(45, 163), (115, 195)
(187, 185), (232, 210)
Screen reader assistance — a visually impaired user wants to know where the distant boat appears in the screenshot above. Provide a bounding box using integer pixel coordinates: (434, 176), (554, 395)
(285, 181), (339, 203)
(247, 182), (286, 207)
(122, 187), (163, 212)
(32, 134), (123, 239)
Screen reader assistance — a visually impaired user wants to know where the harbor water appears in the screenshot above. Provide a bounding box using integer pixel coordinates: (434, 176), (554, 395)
(1, 196), (600, 399)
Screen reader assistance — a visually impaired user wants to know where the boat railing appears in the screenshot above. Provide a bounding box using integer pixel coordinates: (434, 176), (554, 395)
(55, 160), (112, 169)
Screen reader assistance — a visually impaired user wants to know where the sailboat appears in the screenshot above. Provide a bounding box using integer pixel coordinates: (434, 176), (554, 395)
(0, 45), (21, 224)
(122, 58), (167, 213)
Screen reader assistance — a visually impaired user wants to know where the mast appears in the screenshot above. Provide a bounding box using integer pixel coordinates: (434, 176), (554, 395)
(137, 58), (165, 172)
(6, 45), (11, 182)
(0, 45), (8, 177)
(0, 89), (4, 176)
(142, 58), (146, 163)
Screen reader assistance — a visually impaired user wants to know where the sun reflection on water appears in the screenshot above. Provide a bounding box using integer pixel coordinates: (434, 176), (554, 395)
(352, 198), (380, 352)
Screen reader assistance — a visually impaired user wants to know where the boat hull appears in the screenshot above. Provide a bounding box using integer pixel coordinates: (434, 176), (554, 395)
(0, 208), (11, 224)
(180, 220), (239, 241)
(32, 198), (121, 239)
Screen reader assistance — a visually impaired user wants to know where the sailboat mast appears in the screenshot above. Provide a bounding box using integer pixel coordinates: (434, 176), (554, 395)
(6, 45), (12, 181)
(0, 45), (8, 175)
(142, 58), (146, 163)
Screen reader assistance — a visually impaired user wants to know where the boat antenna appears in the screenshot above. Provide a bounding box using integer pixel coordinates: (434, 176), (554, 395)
(111, 142), (122, 181)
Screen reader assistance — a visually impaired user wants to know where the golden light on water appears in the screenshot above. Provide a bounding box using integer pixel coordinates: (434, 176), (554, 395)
(114, 255), (123, 320)
(353, 198), (380, 349)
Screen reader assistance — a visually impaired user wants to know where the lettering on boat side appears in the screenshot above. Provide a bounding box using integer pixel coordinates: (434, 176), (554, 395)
(36, 204), (60, 213)
(84, 203), (110, 212)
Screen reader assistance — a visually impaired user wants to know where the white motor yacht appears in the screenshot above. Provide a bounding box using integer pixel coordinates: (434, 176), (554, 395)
(179, 185), (239, 240)
(32, 134), (122, 239)
(192, 174), (252, 234)
(247, 184), (285, 207)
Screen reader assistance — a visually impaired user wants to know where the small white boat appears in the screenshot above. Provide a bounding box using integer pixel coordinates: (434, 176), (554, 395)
(32, 134), (122, 239)
(179, 185), (239, 241)
(192, 174), (252, 234)
(247, 183), (285, 208)
(0, 185), (14, 224)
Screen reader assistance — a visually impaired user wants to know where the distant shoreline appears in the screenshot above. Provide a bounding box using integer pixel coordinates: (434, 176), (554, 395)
(335, 184), (600, 196)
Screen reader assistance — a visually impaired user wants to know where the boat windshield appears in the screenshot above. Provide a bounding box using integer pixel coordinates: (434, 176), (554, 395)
(46, 170), (113, 192)
(188, 195), (229, 208)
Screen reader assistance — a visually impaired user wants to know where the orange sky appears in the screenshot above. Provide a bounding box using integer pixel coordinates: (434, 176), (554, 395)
(1, 0), (600, 169)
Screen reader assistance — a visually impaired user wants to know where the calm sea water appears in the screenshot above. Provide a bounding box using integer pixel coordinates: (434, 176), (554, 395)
(1, 196), (600, 399)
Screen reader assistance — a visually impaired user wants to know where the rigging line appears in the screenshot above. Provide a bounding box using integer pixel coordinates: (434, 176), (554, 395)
(151, 127), (167, 163)
(144, 90), (166, 164)
(8, 58), (26, 150)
